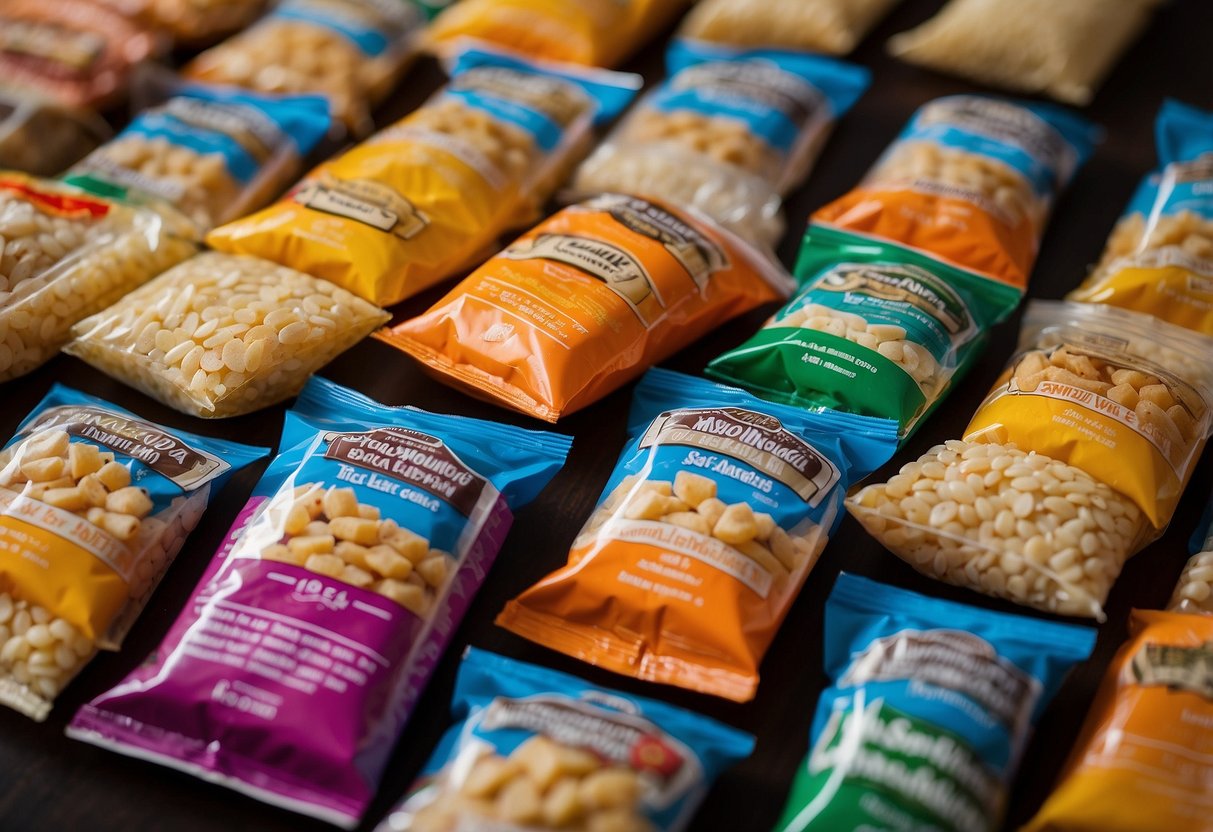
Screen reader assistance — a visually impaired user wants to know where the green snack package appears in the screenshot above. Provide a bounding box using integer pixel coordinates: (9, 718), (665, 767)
(707, 225), (1018, 437)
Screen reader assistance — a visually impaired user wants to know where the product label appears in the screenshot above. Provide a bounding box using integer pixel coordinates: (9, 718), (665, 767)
(294, 176), (429, 238)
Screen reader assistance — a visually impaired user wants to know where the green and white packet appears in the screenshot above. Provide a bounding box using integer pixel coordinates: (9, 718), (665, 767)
(706, 225), (1017, 437)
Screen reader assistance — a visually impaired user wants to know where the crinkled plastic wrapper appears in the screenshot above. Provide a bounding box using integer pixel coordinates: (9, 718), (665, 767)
(378, 194), (794, 422)
(1024, 608), (1213, 832)
(184, 0), (427, 135)
(0, 385), (266, 721)
(99, 0), (267, 45)
(68, 378), (570, 829)
(888, 0), (1162, 106)
(708, 226), (1008, 437)
(680, 0), (902, 55)
(848, 301), (1213, 619)
(497, 370), (898, 701)
(426, 0), (688, 67)
(1070, 100), (1213, 334)
(0, 90), (110, 177)
(208, 46), (640, 306)
(65, 85), (332, 232)
(812, 94), (1099, 292)
(0, 173), (195, 382)
(571, 39), (869, 250)
(378, 648), (754, 832)
(773, 573), (1094, 832)
(0, 0), (161, 110)
(66, 251), (389, 418)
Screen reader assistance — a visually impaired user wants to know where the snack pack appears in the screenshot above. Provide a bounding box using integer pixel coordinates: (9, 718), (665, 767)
(889, 0), (1162, 106)
(68, 378), (571, 828)
(0, 385), (266, 721)
(208, 47), (640, 307)
(848, 300), (1213, 619)
(571, 39), (870, 249)
(0, 0), (160, 109)
(812, 95), (1098, 292)
(1070, 100), (1213, 334)
(498, 369), (898, 701)
(707, 225), (1005, 437)
(99, 0), (268, 45)
(1023, 608), (1213, 832)
(1169, 496), (1213, 616)
(66, 252), (389, 418)
(184, 0), (427, 135)
(426, 0), (687, 67)
(0, 172), (195, 382)
(0, 90), (110, 177)
(377, 648), (755, 832)
(679, 0), (902, 55)
(773, 573), (1095, 832)
(65, 85), (332, 232)
(378, 194), (795, 422)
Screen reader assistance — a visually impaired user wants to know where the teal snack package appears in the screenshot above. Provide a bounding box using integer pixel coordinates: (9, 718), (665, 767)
(377, 647), (754, 832)
(707, 225), (1003, 437)
(773, 573), (1095, 832)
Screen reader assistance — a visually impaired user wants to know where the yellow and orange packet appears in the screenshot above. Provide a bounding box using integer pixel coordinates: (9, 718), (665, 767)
(426, 0), (689, 67)
(377, 194), (794, 421)
(497, 369), (897, 701)
(1023, 607), (1213, 831)
(1069, 100), (1213, 335)
(812, 95), (1098, 291)
(207, 46), (640, 307)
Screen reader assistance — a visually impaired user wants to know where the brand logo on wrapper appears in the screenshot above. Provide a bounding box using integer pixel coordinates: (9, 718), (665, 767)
(291, 576), (352, 610)
(22, 405), (229, 490)
(819, 263), (974, 338)
(1131, 640), (1213, 698)
(841, 629), (1040, 735)
(672, 60), (825, 128)
(323, 427), (488, 517)
(294, 176), (429, 239)
(452, 67), (590, 127)
(639, 407), (840, 506)
(159, 97), (284, 165)
(590, 194), (729, 290)
(478, 694), (702, 806)
(0, 18), (104, 72)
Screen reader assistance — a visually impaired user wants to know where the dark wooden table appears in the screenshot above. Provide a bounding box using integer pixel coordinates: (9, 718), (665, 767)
(3, 1), (1212, 829)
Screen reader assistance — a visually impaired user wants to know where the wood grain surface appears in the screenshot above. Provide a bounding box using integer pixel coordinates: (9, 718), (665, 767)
(2, 1), (1211, 829)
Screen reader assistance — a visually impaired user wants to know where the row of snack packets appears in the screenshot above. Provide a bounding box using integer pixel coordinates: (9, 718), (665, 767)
(677, 0), (1162, 106)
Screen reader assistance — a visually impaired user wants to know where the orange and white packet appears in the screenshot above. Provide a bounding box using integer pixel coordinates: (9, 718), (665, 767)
(376, 193), (794, 421)
(812, 95), (1098, 292)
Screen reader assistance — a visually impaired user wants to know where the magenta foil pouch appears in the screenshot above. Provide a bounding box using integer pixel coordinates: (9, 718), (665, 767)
(67, 377), (571, 827)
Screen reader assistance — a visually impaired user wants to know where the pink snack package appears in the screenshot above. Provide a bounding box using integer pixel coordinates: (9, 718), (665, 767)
(67, 377), (571, 827)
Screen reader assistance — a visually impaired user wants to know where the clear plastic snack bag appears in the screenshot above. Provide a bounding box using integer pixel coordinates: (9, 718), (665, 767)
(0, 90), (110, 177)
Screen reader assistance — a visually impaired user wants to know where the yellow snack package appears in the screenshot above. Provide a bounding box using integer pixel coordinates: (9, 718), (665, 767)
(888, 0), (1161, 106)
(679, 0), (903, 55)
(426, 0), (689, 67)
(1023, 608), (1213, 831)
(848, 300), (1213, 619)
(207, 45), (641, 307)
(1070, 100), (1213, 334)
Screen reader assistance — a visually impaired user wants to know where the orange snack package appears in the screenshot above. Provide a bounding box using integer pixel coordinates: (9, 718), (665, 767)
(812, 95), (1098, 290)
(377, 194), (794, 421)
(496, 368), (897, 701)
(1023, 608), (1213, 831)
(426, 0), (689, 67)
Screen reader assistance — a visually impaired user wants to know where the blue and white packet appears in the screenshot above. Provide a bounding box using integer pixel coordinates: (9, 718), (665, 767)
(377, 647), (755, 832)
(572, 38), (870, 248)
(772, 573), (1095, 832)
(65, 84), (332, 232)
(0, 384), (267, 720)
(1070, 99), (1213, 333)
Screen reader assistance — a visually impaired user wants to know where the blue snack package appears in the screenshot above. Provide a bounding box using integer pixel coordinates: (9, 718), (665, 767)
(1070, 99), (1213, 333)
(572, 38), (871, 248)
(377, 647), (755, 832)
(65, 84), (332, 232)
(499, 368), (898, 702)
(0, 383), (267, 720)
(67, 378), (571, 827)
(773, 573), (1096, 832)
